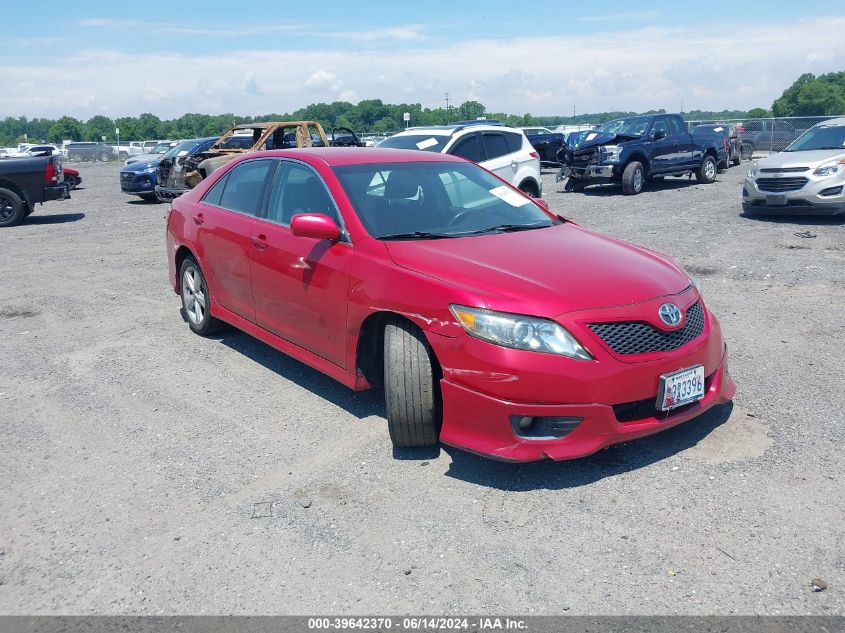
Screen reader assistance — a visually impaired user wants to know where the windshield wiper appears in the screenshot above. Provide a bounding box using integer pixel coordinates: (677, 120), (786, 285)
(457, 222), (552, 236)
(377, 231), (461, 241)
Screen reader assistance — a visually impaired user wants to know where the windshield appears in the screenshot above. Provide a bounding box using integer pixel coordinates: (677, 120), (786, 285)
(784, 123), (845, 152)
(597, 117), (651, 137)
(163, 140), (196, 159)
(377, 134), (450, 153)
(150, 143), (173, 154)
(333, 161), (555, 240)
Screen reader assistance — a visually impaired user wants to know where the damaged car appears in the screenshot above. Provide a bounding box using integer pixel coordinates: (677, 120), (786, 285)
(155, 121), (362, 201)
(556, 113), (723, 195)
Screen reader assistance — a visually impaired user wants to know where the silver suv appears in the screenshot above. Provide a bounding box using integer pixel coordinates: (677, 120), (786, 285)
(743, 117), (845, 216)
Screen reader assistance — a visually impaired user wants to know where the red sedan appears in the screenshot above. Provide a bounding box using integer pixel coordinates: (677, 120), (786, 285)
(166, 148), (735, 462)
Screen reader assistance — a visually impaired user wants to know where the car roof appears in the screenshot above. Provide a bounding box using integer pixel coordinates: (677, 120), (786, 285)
(398, 124), (520, 136)
(236, 147), (468, 167)
(816, 117), (845, 126)
(232, 121), (321, 130)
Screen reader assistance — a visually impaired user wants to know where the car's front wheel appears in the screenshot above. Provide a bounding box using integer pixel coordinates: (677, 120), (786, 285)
(179, 258), (225, 336)
(622, 161), (644, 195)
(696, 155), (718, 183)
(383, 318), (440, 448)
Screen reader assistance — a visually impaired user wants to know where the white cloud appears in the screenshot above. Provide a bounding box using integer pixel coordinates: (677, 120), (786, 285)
(4, 16), (844, 120)
(305, 70), (337, 87)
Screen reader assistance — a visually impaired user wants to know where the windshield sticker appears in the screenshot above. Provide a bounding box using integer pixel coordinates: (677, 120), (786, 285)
(489, 185), (530, 207)
(713, 127), (724, 132)
(586, 133), (597, 141)
(416, 138), (439, 150)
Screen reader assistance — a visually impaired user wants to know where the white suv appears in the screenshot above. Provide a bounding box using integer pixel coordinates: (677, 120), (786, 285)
(379, 124), (542, 197)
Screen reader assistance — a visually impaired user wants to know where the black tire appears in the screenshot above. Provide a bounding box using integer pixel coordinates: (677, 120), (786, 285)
(138, 193), (158, 202)
(119, 152), (129, 160)
(696, 155), (718, 184)
(70, 153), (82, 162)
(740, 143), (753, 161)
(383, 318), (440, 448)
(622, 161), (645, 195)
(563, 178), (585, 193)
(518, 179), (539, 198)
(99, 152), (111, 162)
(0, 187), (26, 228)
(179, 257), (225, 336)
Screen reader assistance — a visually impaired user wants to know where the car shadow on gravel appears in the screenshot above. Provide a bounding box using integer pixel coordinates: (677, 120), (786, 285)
(126, 199), (162, 205)
(211, 326), (383, 420)
(739, 212), (845, 225)
(22, 212), (86, 225)
(556, 177), (718, 197)
(442, 402), (734, 490)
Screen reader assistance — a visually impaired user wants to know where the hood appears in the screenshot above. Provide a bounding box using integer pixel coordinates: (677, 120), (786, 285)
(123, 157), (162, 173)
(572, 131), (641, 151)
(384, 224), (690, 317)
(125, 153), (163, 165)
(756, 149), (845, 169)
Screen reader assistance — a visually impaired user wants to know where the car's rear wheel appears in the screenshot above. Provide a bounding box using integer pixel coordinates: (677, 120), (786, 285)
(622, 161), (644, 195)
(740, 143), (753, 161)
(518, 179), (539, 198)
(696, 155), (717, 183)
(179, 258), (225, 336)
(0, 188), (26, 228)
(383, 318), (440, 448)
(99, 152), (111, 162)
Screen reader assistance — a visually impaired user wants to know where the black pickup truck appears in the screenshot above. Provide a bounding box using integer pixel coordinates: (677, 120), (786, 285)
(556, 113), (722, 195)
(0, 155), (68, 227)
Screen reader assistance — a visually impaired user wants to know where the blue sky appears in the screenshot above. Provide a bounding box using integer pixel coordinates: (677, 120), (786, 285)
(2, 0), (843, 119)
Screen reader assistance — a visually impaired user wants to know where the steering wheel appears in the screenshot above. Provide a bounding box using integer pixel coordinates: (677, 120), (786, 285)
(446, 209), (475, 228)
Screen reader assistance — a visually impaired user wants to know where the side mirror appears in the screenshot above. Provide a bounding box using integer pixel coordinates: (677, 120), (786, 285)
(290, 213), (341, 241)
(652, 129), (666, 141)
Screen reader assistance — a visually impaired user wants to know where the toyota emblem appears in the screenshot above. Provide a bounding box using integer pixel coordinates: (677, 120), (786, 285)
(658, 303), (683, 326)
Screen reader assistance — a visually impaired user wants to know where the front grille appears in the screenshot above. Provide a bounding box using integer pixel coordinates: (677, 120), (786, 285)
(589, 301), (705, 355)
(120, 172), (136, 186)
(756, 177), (808, 192)
(613, 371), (716, 423)
(759, 167), (809, 173)
(569, 148), (598, 166)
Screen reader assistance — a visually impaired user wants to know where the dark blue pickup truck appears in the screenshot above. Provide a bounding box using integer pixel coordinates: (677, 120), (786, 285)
(556, 113), (722, 194)
(520, 127), (565, 165)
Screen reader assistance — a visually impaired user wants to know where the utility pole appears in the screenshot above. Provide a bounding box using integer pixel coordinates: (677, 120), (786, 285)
(443, 92), (451, 111)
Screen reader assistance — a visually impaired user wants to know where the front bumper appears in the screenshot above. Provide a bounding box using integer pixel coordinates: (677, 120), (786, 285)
(155, 185), (189, 201)
(429, 289), (736, 462)
(438, 351), (734, 461)
(120, 172), (157, 195)
(566, 163), (617, 182)
(743, 176), (845, 215)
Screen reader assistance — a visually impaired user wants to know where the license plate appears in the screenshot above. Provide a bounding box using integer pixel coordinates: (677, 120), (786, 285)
(766, 194), (787, 206)
(657, 365), (705, 411)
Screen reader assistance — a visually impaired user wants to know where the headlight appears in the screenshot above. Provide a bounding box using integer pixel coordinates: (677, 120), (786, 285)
(747, 163), (758, 178)
(450, 305), (592, 360)
(813, 160), (845, 177)
(143, 165), (157, 173)
(599, 145), (621, 162)
(688, 275), (702, 296)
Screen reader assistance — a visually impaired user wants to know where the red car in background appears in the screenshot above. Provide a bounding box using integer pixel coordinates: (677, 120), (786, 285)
(165, 148), (735, 462)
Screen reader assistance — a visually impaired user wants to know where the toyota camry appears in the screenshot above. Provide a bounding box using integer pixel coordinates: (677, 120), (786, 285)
(165, 148), (735, 462)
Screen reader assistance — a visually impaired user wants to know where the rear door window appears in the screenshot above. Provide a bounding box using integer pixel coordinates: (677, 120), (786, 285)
(482, 133), (510, 160)
(206, 159), (273, 215)
(503, 132), (523, 153)
(449, 134), (482, 162)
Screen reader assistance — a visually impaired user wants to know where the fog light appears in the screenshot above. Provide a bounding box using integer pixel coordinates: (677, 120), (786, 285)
(819, 185), (843, 197)
(510, 415), (583, 440)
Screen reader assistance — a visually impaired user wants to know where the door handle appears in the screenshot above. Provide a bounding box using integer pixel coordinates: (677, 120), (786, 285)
(192, 213), (204, 225)
(510, 160), (518, 170)
(252, 235), (269, 250)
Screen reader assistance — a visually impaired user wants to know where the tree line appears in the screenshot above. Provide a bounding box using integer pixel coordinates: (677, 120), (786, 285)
(2, 71), (842, 146)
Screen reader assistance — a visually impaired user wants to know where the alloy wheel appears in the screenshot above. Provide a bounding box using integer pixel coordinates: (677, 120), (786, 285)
(705, 159), (716, 180)
(182, 265), (207, 326)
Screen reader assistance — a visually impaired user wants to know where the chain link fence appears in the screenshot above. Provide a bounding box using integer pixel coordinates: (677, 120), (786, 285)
(685, 116), (843, 158)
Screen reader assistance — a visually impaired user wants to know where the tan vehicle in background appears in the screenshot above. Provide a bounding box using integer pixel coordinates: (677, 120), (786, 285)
(155, 121), (361, 201)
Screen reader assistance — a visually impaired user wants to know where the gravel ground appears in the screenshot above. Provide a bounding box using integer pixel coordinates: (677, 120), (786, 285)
(0, 161), (843, 615)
